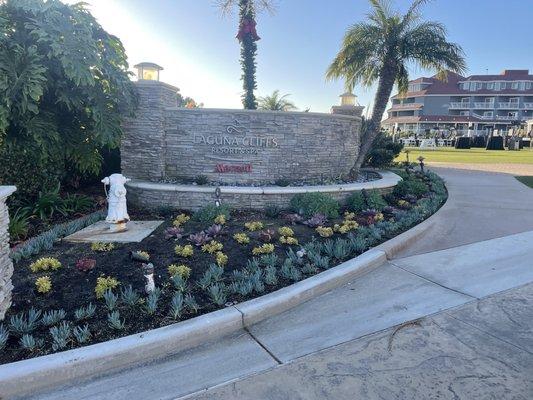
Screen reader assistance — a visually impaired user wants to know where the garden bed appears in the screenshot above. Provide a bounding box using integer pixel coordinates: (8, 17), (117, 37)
(0, 170), (447, 365)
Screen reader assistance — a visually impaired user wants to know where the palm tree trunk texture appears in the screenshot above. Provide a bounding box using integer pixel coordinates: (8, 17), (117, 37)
(349, 60), (397, 178)
(239, 0), (258, 109)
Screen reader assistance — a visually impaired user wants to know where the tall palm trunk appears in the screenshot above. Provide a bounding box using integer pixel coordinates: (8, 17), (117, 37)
(349, 59), (397, 177)
(239, 0), (258, 109)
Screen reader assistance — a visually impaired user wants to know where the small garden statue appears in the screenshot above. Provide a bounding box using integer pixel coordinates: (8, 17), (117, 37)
(142, 263), (155, 293)
(102, 173), (130, 232)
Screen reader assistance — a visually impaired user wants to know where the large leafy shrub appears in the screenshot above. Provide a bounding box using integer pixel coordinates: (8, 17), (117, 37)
(0, 0), (137, 199)
(347, 189), (387, 212)
(364, 132), (404, 168)
(393, 176), (429, 198)
(290, 192), (340, 218)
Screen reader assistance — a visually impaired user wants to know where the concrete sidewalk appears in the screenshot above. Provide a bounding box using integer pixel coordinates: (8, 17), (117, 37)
(27, 168), (533, 400)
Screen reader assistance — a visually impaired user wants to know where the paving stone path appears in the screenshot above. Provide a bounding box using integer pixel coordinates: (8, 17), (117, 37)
(29, 168), (533, 400)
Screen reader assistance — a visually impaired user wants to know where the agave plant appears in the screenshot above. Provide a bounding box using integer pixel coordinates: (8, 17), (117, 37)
(188, 231), (212, 247)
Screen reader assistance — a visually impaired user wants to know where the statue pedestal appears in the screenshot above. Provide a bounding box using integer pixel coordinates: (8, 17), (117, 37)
(64, 220), (163, 243)
(108, 222), (128, 233)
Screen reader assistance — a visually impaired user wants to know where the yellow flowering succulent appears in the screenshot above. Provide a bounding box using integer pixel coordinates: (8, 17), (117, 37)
(35, 276), (52, 293)
(175, 244), (194, 257)
(344, 212), (356, 220)
(233, 233), (250, 244)
(252, 243), (275, 255)
(30, 257), (62, 273)
(279, 236), (299, 245)
(95, 276), (119, 298)
(202, 240), (224, 254)
(245, 221), (264, 232)
(214, 214), (227, 225)
(173, 213), (190, 227)
(215, 251), (228, 267)
(91, 242), (115, 252)
(315, 226), (334, 238)
(167, 264), (191, 279)
(375, 212), (384, 222)
(343, 220), (359, 230)
(278, 226), (294, 237)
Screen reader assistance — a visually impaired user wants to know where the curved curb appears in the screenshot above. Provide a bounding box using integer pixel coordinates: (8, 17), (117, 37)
(0, 206), (436, 398)
(127, 171), (401, 195)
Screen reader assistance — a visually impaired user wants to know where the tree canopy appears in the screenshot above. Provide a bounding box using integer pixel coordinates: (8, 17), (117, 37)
(327, 0), (465, 177)
(258, 90), (297, 111)
(0, 0), (137, 197)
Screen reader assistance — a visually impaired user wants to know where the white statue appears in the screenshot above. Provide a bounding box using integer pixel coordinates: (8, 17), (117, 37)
(143, 263), (155, 293)
(102, 173), (130, 232)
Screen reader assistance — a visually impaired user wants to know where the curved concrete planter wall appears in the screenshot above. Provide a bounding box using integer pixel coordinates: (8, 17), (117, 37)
(127, 171), (402, 211)
(0, 195), (446, 399)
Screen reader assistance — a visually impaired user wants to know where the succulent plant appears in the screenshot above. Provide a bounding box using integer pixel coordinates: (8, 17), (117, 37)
(282, 213), (304, 225)
(258, 229), (276, 243)
(76, 258), (96, 272)
(164, 226), (184, 240)
(205, 224), (224, 238)
(303, 213), (328, 228)
(188, 231), (212, 247)
(74, 303), (97, 321)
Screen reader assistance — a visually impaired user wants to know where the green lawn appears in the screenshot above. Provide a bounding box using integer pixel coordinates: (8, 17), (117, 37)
(394, 147), (533, 165)
(515, 176), (533, 188)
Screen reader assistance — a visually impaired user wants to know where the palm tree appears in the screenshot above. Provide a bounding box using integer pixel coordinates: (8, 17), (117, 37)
(258, 90), (297, 111)
(327, 0), (466, 177)
(218, 0), (275, 110)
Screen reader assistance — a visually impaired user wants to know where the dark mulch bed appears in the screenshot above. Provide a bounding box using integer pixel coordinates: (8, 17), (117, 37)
(1, 172), (446, 365)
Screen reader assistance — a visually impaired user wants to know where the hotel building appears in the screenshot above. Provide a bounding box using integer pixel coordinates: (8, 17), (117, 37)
(383, 69), (533, 136)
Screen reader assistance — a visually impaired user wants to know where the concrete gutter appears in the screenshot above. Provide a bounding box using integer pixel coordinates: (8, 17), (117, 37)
(0, 208), (435, 399)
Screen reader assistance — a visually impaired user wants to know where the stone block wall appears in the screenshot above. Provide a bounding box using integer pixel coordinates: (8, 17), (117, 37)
(121, 80), (362, 186)
(0, 186), (16, 320)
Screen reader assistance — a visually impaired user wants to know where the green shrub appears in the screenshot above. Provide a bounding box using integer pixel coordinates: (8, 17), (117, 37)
(393, 177), (429, 197)
(290, 192), (340, 218)
(192, 205), (231, 223)
(364, 131), (404, 168)
(347, 189), (386, 212)
(8, 208), (30, 241)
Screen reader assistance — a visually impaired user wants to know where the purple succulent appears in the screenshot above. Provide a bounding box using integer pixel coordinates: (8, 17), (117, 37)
(404, 194), (418, 204)
(303, 213), (328, 228)
(205, 224), (224, 238)
(164, 226), (184, 240)
(188, 231), (212, 246)
(382, 206), (396, 218)
(283, 213), (304, 225)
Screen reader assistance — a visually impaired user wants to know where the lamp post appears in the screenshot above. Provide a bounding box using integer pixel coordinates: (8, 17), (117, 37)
(134, 62), (163, 81)
(331, 91), (364, 117)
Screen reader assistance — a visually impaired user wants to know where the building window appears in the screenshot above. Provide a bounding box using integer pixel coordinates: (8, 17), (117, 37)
(526, 82), (532, 90)
(511, 82), (519, 90)
(483, 111), (493, 117)
(487, 82), (494, 90)
(500, 82), (507, 90)
(459, 111), (470, 116)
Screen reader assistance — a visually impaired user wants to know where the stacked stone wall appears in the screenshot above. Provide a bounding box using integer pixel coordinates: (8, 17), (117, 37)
(0, 186), (16, 320)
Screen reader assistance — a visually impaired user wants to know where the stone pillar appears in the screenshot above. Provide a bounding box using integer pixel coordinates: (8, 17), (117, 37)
(121, 80), (178, 182)
(331, 104), (365, 118)
(0, 186), (16, 320)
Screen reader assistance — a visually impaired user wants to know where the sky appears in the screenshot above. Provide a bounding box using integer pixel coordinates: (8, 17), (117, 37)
(65, 0), (533, 114)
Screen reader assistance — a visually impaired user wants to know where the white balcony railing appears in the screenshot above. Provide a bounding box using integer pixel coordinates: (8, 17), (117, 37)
(471, 112), (493, 120)
(496, 115), (518, 120)
(523, 102), (533, 109)
(473, 102), (494, 109)
(498, 102), (520, 109)
(449, 102), (470, 109)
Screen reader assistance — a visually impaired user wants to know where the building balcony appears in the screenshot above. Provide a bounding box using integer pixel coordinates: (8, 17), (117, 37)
(473, 102), (495, 109)
(495, 115), (518, 120)
(498, 102), (520, 109)
(449, 102), (470, 109)
(523, 102), (533, 109)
